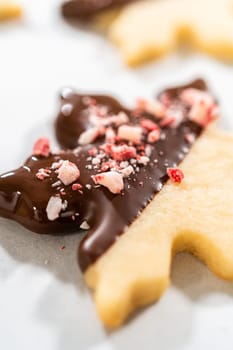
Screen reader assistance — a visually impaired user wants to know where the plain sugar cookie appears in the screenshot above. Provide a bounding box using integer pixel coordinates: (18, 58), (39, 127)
(109, 0), (233, 65)
(84, 126), (233, 327)
(0, 1), (21, 21)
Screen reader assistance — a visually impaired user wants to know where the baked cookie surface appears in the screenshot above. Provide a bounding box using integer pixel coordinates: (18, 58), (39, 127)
(61, 0), (233, 66)
(0, 1), (21, 20)
(85, 125), (233, 327)
(100, 0), (233, 65)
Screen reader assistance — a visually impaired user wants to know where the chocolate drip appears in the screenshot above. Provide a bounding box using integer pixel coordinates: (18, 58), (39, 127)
(0, 80), (208, 271)
(61, 0), (137, 19)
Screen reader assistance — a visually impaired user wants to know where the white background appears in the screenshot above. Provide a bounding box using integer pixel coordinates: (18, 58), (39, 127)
(0, 1), (233, 349)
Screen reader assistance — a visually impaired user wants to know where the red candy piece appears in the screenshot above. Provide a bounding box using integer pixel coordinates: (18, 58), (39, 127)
(140, 119), (159, 131)
(33, 137), (51, 157)
(167, 167), (184, 183)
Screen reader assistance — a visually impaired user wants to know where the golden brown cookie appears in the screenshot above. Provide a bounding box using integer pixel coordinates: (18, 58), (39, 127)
(108, 0), (233, 65)
(0, 1), (21, 21)
(85, 125), (233, 327)
(61, 0), (233, 66)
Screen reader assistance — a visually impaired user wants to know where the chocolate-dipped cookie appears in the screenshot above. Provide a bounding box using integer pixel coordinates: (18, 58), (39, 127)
(1, 80), (225, 328)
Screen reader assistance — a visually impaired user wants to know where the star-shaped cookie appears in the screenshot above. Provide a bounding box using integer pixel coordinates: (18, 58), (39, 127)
(1, 80), (232, 328)
(104, 0), (233, 65)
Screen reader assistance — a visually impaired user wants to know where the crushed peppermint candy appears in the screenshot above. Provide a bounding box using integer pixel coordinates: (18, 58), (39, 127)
(109, 112), (129, 126)
(148, 129), (160, 143)
(36, 168), (50, 180)
(46, 86), (218, 200)
(120, 165), (134, 177)
(185, 133), (195, 144)
(51, 180), (62, 188)
(135, 87), (218, 129)
(160, 116), (175, 127)
(188, 100), (212, 126)
(105, 127), (116, 143)
(140, 119), (159, 131)
(61, 200), (68, 211)
(78, 127), (99, 145)
(90, 111), (129, 128)
(167, 167), (184, 183)
(57, 160), (80, 186)
(92, 171), (124, 194)
(110, 144), (137, 161)
(180, 88), (219, 126)
(136, 98), (166, 118)
(180, 88), (214, 108)
(33, 138), (50, 157)
(72, 183), (82, 191)
(118, 125), (142, 144)
(46, 196), (63, 221)
(138, 156), (150, 166)
(145, 145), (152, 157)
(80, 221), (90, 230)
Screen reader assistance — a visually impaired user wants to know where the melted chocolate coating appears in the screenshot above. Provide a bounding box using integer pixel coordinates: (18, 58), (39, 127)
(62, 0), (137, 19)
(55, 80), (205, 271)
(56, 92), (130, 149)
(161, 79), (207, 99)
(0, 152), (89, 234)
(78, 121), (202, 271)
(0, 80), (206, 272)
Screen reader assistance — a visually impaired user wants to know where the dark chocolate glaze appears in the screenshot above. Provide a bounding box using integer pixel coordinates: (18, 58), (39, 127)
(78, 120), (202, 271)
(0, 152), (91, 234)
(0, 80), (207, 272)
(56, 91), (130, 149)
(160, 79), (207, 99)
(55, 80), (205, 271)
(62, 0), (137, 19)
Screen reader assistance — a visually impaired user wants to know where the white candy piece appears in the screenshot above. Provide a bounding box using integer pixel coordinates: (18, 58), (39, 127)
(180, 88), (214, 108)
(146, 99), (166, 118)
(138, 156), (150, 166)
(46, 196), (63, 221)
(57, 160), (80, 186)
(78, 127), (99, 145)
(80, 221), (90, 230)
(120, 165), (134, 178)
(118, 125), (142, 144)
(180, 88), (218, 126)
(189, 101), (209, 126)
(109, 112), (129, 126)
(148, 129), (160, 143)
(92, 171), (124, 194)
(105, 127), (116, 143)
